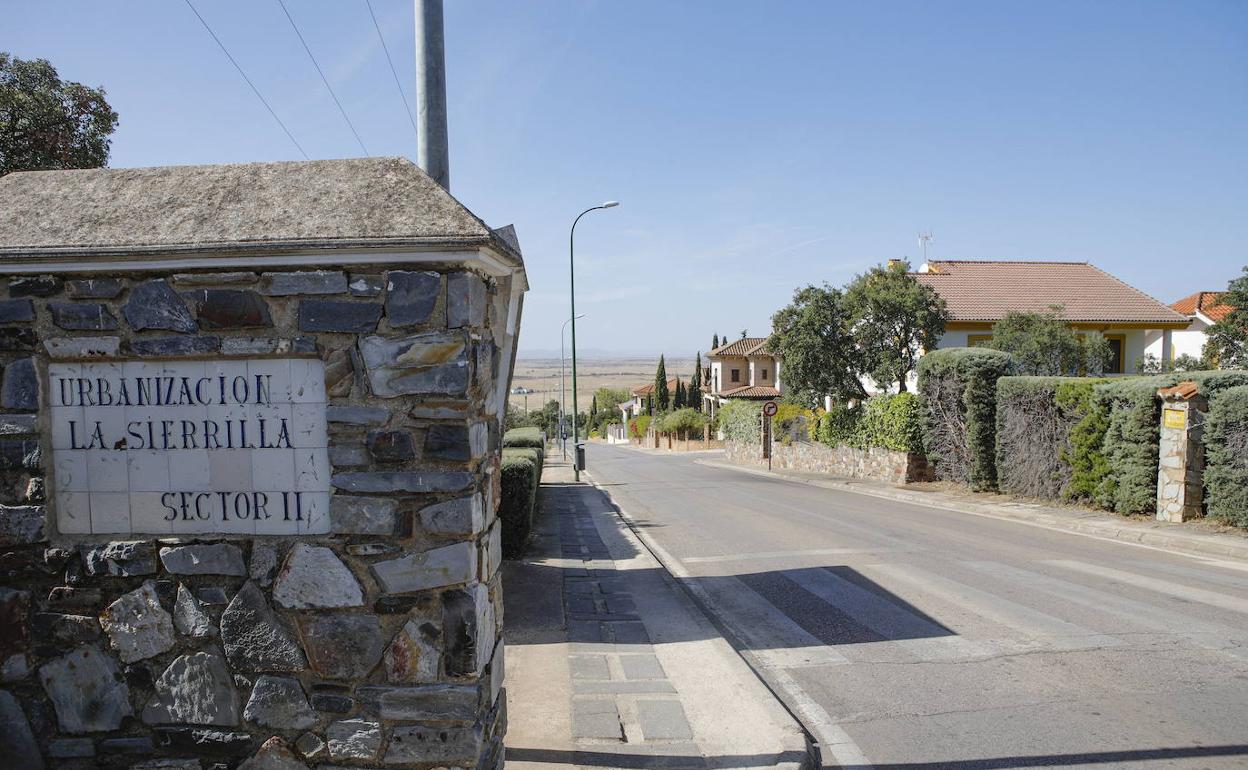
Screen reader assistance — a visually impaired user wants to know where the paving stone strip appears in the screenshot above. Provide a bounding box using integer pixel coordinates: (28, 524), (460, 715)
(542, 481), (705, 767)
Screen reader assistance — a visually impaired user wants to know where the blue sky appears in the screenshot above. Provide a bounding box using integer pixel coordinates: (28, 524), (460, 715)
(8, 1), (1247, 357)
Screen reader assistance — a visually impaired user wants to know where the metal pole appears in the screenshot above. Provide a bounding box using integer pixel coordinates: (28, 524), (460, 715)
(569, 204), (616, 481)
(415, 0), (449, 189)
(560, 323), (567, 460)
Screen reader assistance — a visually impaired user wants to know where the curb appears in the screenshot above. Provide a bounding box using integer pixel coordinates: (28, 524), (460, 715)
(583, 469), (819, 770)
(694, 459), (1248, 562)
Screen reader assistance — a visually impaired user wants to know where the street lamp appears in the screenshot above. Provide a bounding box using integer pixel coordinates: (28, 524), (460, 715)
(561, 314), (586, 460)
(569, 201), (619, 481)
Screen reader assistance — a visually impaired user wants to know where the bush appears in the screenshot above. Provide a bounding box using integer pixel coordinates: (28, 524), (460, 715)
(1093, 370), (1248, 514)
(502, 427), (545, 449)
(1205, 385), (1248, 528)
(917, 347), (1016, 490)
(720, 400), (763, 444)
(1057, 379), (1110, 503)
(499, 446), (543, 558)
(771, 403), (816, 444)
(660, 408), (708, 438)
(855, 393), (924, 453)
(995, 377), (1107, 499)
(817, 403), (860, 446)
(628, 415), (651, 439)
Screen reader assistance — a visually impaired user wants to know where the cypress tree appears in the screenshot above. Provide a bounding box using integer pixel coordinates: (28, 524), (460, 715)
(655, 356), (670, 411)
(673, 380), (683, 409)
(692, 352), (702, 410)
(712, 334), (719, 350)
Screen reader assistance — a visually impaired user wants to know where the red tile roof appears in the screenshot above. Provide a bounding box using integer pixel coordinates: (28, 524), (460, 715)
(719, 385), (780, 399)
(1171, 291), (1234, 323)
(631, 378), (681, 396)
(710, 337), (774, 357)
(914, 260), (1189, 325)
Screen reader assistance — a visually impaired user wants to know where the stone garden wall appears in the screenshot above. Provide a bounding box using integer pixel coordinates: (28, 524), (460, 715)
(0, 265), (510, 769)
(724, 439), (932, 484)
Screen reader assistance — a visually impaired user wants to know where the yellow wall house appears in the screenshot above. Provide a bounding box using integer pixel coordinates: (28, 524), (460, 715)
(703, 337), (782, 417)
(913, 259), (1192, 379)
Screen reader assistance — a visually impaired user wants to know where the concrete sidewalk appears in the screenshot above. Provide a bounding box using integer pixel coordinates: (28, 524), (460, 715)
(695, 456), (1248, 562)
(503, 455), (811, 770)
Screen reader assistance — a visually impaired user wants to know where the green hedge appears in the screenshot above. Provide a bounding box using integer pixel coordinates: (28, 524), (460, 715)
(995, 376), (1108, 499)
(660, 408), (708, 437)
(917, 347), (1016, 490)
(856, 392), (924, 453)
(1205, 385), (1248, 528)
(817, 403), (859, 446)
(720, 400), (763, 444)
(1092, 371), (1248, 514)
(500, 446), (543, 558)
(502, 427), (545, 449)
(817, 393), (924, 453)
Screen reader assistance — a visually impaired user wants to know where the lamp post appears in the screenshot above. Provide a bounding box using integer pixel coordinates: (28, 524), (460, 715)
(569, 201), (619, 480)
(560, 314), (586, 460)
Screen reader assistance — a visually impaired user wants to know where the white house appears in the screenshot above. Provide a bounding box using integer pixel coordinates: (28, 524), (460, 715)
(1154, 291), (1232, 362)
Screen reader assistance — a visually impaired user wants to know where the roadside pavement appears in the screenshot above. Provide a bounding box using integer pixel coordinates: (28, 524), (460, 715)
(503, 454), (812, 770)
(696, 456), (1248, 562)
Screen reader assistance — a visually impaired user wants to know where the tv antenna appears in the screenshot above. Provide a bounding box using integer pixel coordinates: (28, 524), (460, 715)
(918, 232), (934, 263)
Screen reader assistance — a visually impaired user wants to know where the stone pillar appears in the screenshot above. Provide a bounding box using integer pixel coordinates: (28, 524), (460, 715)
(1156, 381), (1207, 522)
(0, 158), (525, 770)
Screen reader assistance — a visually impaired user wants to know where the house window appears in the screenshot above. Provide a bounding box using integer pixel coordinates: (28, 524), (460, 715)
(1104, 334), (1126, 374)
(731, 369), (740, 383)
(761, 368), (768, 380)
(967, 334), (992, 347)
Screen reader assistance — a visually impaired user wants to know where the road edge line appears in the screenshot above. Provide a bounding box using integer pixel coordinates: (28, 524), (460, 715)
(584, 468), (860, 770)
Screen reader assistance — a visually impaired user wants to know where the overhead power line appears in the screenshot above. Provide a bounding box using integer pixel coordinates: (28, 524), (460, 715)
(365, 0), (420, 145)
(182, 0), (309, 159)
(276, 0), (369, 156)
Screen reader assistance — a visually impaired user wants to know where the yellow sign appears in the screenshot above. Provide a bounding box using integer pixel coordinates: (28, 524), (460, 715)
(1163, 408), (1186, 430)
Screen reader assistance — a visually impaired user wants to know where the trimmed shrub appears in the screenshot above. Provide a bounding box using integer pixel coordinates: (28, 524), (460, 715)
(1057, 379), (1110, 503)
(917, 347), (1016, 490)
(660, 408), (708, 438)
(720, 399), (763, 444)
(1093, 370), (1248, 514)
(817, 403), (860, 446)
(502, 426), (545, 449)
(1205, 385), (1248, 528)
(499, 447), (542, 558)
(995, 377), (1107, 499)
(854, 392), (924, 453)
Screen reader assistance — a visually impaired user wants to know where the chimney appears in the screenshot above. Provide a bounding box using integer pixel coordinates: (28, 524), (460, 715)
(416, 0), (449, 190)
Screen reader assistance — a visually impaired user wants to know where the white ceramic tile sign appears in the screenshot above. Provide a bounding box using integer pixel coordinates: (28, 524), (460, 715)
(48, 359), (331, 535)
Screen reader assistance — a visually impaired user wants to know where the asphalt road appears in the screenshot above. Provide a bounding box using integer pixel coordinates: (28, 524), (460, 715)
(583, 443), (1248, 770)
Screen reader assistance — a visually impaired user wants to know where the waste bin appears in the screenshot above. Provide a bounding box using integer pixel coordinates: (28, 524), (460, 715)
(575, 442), (586, 471)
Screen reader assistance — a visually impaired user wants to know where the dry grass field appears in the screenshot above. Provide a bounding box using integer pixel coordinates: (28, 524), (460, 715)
(509, 356), (697, 416)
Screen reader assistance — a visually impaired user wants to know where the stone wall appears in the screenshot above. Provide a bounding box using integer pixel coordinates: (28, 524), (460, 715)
(1156, 395), (1207, 523)
(0, 266), (509, 769)
(724, 439), (931, 484)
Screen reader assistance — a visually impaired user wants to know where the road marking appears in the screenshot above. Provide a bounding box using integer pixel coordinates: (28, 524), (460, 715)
(867, 563), (1123, 651)
(965, 560), (1248, 661)
(781, 567), (992, 662)
(596, 480), (869, 769)
(1047, 560), (1248, 616)
(691, 575), (852, 666)
(682, 547), (907, 564)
